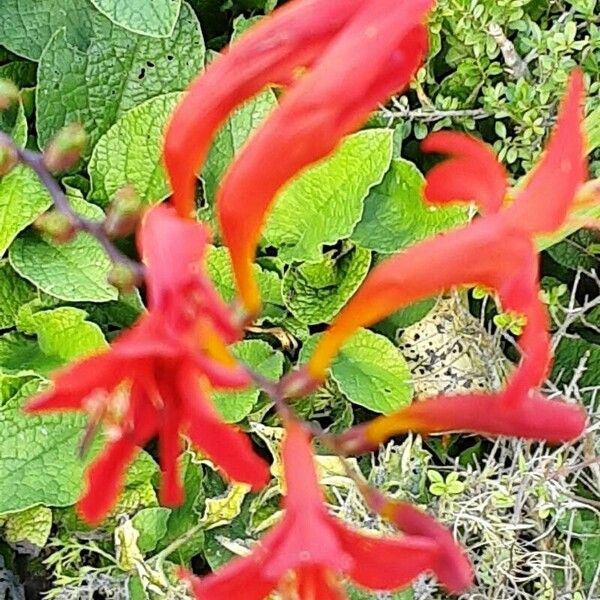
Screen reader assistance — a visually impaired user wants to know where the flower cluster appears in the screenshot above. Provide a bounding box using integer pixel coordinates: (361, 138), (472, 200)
(24, 0), (594, 597)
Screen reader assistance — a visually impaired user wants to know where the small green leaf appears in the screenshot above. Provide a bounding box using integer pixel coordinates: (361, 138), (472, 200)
(206, 246), (285, 322)
(89, 93), (182, 205)
(301, 329), (413, 414)
(131, 507), (171, 554)
(352, 159), (469, 253)
(37, 4), (204, 158)
(0, 261), (36, 330)
(585, 103), (600, 154)
(10, 198), (118, 302)
(213, 340), (284, 422)
(264, 130), (393, 262)
(2, 505), (53, 556)
(282, 246), (371, 325)
(90, 0), (183, 38)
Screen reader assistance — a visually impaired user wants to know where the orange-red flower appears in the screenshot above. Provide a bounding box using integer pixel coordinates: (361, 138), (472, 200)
(217, 0), (433, 316)
(285, 70), (588, 446)
(183, 421), (470, 599)
(25, 206), (269, 524)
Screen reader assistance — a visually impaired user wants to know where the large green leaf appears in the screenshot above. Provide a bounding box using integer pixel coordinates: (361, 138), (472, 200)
(0, 306), (107, 377)
(212, 340), (284, 422)
(203, 90), (278, 203)
(301, 329), (413, 414)
(282, 246), (371, 325)
(90, 0), (183, 38)
(88, 93), (182, 205)
(10, 198), (118, 302)
(0, 377), (91, 513)
(2, 505), (53, 556)
(0, 0), (94, 61)
(352, 159), (469, 253)
(264, 130), (393, 262)
(37, 3), (204, 157)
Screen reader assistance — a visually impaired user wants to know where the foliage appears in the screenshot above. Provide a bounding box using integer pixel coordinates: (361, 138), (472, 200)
(0, 0), (598, 598)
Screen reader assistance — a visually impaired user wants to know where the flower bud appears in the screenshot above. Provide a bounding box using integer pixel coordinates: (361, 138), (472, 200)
(43, 123), (87, 172)
(104, 185), (143, 238)
(0, 80), (19, 111)
(107, 264), (142, 293)
(0, 142), (18, 177)
(34, 210), (77, 243)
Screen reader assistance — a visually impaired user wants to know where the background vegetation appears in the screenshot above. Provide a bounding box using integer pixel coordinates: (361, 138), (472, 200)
(0, 0), (598, 598)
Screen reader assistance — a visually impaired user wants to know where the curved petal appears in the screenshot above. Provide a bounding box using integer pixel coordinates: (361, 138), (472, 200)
(339, 392), (586, 452)
(333, 521), (437, 590)
(422, 132), (507, 214)
(77, 436), (139, 525)
(164, 0), (366, 218)
(371, 494), (473, 594)
(157, 399), (184, 507)
(508, 70), (586, 233)
(180, 551), (276, 600)
(217, 0), (433, 315)
(296, 566), (347, 600)
(179, 374), (269, 490)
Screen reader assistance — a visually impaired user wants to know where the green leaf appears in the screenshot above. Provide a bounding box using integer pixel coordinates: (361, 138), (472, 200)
(206, 246), (285, 322)
(2, 505), (53, 556)
(0, 378), (91, 513)
(37, 3), (204, 158)
(88, 93), (182, 205)
(212, 340), (284, 422)
(264, 130), (393, 262)
(546, 230), (598, 271)
(351, 159), (469, 253)
(0, 168), (53, 258)
(301, 329), (413, 414)
(373, 298), (436, 340)
(552, 337), (600, 403)
(131, 507), (171, 554)
(282, 246), (371, 325)
(90, 0), (183, 38)
(10, 198), (118, 302)
(203, 90), (278, 203)
(78, 291), (145, 333)
(0, 0), (94, 61)
(0, 61), (37, 89)
(0, 306), (107, 377)
(0, 261), (36, 331)
(585, 103), (600, 154)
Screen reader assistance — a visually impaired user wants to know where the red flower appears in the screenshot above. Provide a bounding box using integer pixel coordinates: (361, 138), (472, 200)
(183, 421), (471, 599)
(25, 206), (269, 524)
(284, 70), (588, 445)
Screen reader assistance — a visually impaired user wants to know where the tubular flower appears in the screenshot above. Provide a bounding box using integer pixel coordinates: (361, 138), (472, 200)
(164, 0), (433, 317)
(183, 421), (471, 600)
(25, 206), (269, 525)
(217, 0), (432, 316)
(287, 70), (588, 445)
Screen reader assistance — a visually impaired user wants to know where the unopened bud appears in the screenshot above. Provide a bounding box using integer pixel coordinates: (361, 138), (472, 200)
(34, 210), (76, 243)
(107, 263), (142, 293)
(0, 79), (19, 111)
(0, 143), (18, 177)
(43, 123), (87, 172)
(104, 185), (143, 238)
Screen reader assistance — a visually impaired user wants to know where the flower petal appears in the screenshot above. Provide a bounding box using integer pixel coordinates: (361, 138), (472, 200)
(77, 436), (139, 525)
(333, 521), (437, 591)
(340, 392), (586, 452)
(164, 0), (366, 218)
(179, 374), (269, 490)
(296, 566), (347, 600)
(507, 70), (587, 234)
(422, 132), (507, 214)
(180, 552), (276, 600)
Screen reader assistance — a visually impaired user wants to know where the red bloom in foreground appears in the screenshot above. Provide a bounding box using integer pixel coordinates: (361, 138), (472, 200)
(183, 421), (471, 599)
(284, 70), (588, 447)
(26, 206), (269, 524)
